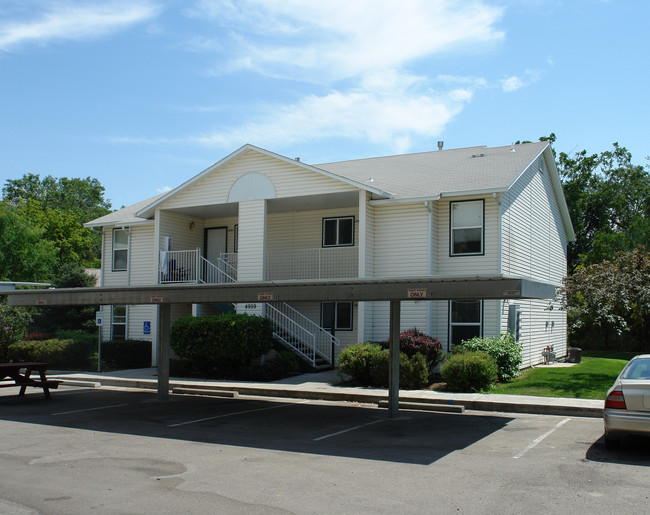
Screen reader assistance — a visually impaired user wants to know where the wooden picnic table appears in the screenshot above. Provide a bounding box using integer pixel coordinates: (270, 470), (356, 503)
(0, 362), (60, 399)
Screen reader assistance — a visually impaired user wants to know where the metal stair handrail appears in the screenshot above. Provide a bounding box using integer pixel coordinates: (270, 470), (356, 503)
(266, 302), (340, 366)
(198, 255), (237, 284)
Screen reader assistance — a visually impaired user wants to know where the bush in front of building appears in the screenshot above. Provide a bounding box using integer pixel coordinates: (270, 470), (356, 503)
(381, 328), (443, 379)
(440, 350), (498, 392)
(338, 342), (429, 389)
(459, 333), (522, 381)
(8, 336), (95, 370)
(170, 314), (274, 376)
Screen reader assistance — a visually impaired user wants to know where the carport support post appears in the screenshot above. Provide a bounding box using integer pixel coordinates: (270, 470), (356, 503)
(388, 299), (400, 418)
(157, 303), (171, 401)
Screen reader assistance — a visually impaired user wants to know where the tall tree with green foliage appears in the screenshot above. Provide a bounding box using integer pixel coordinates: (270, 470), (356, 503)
(563, 246), (650, 352)
(0, 203), (58, 281)
(2, 173), (112, 270)
(557, 143), (650, 269)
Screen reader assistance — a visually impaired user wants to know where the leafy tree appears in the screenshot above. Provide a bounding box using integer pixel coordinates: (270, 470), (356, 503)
(562, 246), (650, 352)
(557, 143), (650, 269)
(2, 173), (111, 222)
(0, 203), (58, 281)
(33, 263), (98, 334)
(2, 174), (111, 269)
(0, 300), (32, 361)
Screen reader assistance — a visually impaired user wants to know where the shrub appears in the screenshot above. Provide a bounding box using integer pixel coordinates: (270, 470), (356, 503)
(338, 342), (384, 384)
(381, 328), (442, 380)
(170, 314), (274, 375)
(8, 337), (95, 369)
(24, 331), (54, 341)
(441, 350), (498, 392)
(338, 343), (428, 389)
(240, 351), (302, 381)
(100, 339), (151, 370)
(0, 303), (32, 362)
(460, 333), (522, 381)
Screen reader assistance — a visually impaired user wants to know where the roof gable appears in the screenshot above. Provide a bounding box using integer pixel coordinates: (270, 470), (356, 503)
(137, 144), (392, 219)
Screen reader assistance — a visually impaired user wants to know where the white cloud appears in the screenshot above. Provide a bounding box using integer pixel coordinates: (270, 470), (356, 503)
(501, 75), (525, 92)
(157, 186), (172, 194)
(191, 0), (505, 82)
(0, 1), (159, 51)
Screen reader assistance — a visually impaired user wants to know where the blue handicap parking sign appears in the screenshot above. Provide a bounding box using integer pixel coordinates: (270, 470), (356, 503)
(143, 321), (151, 335)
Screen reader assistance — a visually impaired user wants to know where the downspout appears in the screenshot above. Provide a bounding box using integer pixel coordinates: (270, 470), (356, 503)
(426, 201), (434, 336)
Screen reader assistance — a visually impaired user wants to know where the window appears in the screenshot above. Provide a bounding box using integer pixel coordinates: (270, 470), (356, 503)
(321, 302), (353, 331)
(450, 200), (484, 255)
(322, 216), (354, 247)
(449, 300), (482, 348)
(112, 305), (127, 340)
(112, 229), (129, 271)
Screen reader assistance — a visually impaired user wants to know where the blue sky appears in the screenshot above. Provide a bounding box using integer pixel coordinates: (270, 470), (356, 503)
(1, 0), (648, 210)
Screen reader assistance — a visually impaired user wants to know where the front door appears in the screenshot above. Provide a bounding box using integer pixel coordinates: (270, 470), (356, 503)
(205, 227), (227, 264)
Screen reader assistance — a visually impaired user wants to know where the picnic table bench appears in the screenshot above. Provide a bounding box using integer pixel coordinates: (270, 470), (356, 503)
(0, 362), (60, 399)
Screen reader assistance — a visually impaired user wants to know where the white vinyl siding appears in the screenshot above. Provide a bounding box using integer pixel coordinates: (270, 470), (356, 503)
(160, 150), (356, 210)
(238, 200), (266, 281)
(437, 196), (499, 276)
(158, 211), (204, 253)
(372, 203), (430, 277)
(501, 155), (568, 284)
(266, 208), (359, 251)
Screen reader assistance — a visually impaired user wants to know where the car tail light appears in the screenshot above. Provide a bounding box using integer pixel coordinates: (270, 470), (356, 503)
(605, 389), (627, 409)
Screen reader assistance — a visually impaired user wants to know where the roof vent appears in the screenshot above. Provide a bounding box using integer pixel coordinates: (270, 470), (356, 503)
(367, 177), (375, 183)
(295, 157), (301, 162)
(437, 141), (444, 151)
(471, 153), (485, 158)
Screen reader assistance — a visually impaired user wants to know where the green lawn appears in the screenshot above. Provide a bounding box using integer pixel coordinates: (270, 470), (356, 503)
(488, 353), (633, 400)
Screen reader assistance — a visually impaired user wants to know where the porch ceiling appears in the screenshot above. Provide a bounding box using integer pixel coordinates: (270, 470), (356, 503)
(164, 191), (359, 219)
(5, 276), (557, 307)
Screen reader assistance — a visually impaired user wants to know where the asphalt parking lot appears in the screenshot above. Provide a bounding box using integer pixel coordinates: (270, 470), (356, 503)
(1, 386), (649, 514)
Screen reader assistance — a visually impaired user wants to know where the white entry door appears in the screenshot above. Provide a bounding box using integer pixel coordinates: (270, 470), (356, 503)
(205, 227), (227, 263)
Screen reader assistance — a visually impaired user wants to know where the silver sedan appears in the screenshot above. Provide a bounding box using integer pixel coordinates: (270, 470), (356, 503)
(603, 354), (650, 449)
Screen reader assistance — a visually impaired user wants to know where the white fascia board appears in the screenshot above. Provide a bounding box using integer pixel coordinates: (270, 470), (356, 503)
(369, 195), (441, 206)
(439, 188), (508, 198)
(136, 143), (394, 218)
(84, 219), (154, 229)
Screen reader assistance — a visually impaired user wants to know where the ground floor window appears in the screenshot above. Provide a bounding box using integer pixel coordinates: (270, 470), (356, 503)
(449, 300), (482, 349)
(112, 305), (127, 340)
(321, 301), (353, 331)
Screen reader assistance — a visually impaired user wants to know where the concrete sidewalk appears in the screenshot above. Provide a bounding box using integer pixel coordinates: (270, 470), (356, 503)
(50, 367), (604, 418)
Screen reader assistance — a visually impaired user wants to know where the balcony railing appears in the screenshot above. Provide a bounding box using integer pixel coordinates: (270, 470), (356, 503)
(159, 249), (236, 284)
(265, 247), (358, 280)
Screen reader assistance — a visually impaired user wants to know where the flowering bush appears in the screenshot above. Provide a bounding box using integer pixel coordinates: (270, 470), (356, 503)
(0, 302), (32, 361)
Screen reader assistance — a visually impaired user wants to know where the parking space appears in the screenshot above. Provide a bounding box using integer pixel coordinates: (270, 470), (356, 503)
(1, 386), (649, 513)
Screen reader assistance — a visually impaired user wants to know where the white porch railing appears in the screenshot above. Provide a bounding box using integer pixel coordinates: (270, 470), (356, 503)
(266, 302), (340, 367)
(265, 247), (358, 280)
(159, 249), (236, 284)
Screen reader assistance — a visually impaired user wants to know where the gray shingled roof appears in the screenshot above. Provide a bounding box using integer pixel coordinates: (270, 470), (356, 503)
(84, 193), (165, 227)
(315, 142), (548, 199)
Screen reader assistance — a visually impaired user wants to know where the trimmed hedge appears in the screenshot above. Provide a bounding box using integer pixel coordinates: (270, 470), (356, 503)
(460, 333), (522, 381)
(440, 350), (498, 392)
(8, 338), (95, 370)
(338, 342), (429, 389)
(170, 314), (274, 375)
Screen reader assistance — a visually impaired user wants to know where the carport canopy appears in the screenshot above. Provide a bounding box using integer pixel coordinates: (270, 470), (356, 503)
(5, 275), (557, 417)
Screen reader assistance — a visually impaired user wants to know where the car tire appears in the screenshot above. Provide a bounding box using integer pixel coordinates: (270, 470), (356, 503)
(605, 435), (621, 450)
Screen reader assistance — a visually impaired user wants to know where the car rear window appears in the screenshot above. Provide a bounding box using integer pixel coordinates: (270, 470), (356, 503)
(621, 358), (650, 379)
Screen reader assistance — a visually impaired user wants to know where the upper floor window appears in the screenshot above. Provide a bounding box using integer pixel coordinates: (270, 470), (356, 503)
(450, 200), (484, 255)
(112, 229), (129, 271)
(323, 216), (354, 247)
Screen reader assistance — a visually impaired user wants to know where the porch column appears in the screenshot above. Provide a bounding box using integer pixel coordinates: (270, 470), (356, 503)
(237, 199), (267, 281)
(157, 303), (171, 401)
(388, 299), (400, 418)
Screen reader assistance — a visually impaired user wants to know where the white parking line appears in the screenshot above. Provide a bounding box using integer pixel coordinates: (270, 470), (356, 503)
(51, 403), (130, 416)
(313, 419), (384, 441)
(168, 403), (292, 427)
(513, 418), (572, 459)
